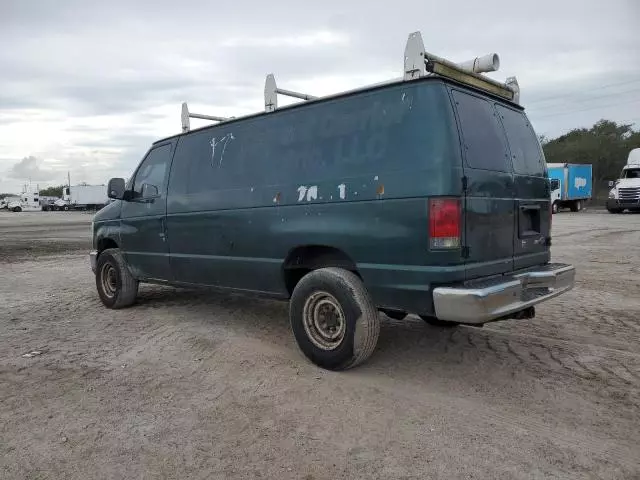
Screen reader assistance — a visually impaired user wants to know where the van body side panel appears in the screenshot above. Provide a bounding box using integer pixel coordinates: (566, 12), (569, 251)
(166, 80), (463, 313)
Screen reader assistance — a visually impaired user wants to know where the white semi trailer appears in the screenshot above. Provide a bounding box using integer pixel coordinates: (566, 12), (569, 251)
(54, 185), (108, 211)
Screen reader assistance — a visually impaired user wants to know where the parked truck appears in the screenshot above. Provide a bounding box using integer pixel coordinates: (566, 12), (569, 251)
(547, 163), (593, 213)
(7, 190), (42, 212)
(54, 184), (108, 211)
(607, 148), (640, 213)
(1, 195), (20, 209)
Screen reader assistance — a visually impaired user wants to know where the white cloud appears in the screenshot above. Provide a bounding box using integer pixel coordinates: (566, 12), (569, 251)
(221, 30), (350, 48)
(9, 156), (57, 182)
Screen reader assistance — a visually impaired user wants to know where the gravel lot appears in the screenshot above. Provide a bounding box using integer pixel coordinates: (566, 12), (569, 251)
(1, 209), (639, 479)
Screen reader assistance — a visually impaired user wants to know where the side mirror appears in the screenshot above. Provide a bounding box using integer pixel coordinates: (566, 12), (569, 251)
(608, 180), (615, 188)
(141, 183), (159, 198)
(550, 179), (560, 190)
(107, 178), (126, 199)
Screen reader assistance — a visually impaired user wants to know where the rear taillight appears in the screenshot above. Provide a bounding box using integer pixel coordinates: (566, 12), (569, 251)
(429, 198), (461, 249)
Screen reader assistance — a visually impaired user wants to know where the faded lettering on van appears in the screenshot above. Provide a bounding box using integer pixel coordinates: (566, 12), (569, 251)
(297, 185), (319, 202)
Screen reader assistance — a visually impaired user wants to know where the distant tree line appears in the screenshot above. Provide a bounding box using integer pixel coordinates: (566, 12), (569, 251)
(39, 185), (65, 197)
(540, 120), (640, 200)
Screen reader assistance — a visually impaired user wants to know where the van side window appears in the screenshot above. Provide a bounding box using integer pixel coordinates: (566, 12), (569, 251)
(452, 90), (510, 172)
(133, 144), (172, 197)
(496, 105), (544, 176)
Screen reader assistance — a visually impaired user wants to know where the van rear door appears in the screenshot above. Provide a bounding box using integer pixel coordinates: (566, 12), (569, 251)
(495, 105), (551, 270)
(450, 89), (515, 279)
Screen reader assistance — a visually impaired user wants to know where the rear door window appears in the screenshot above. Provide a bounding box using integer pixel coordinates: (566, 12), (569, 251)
(452, 90), (510, 172)
(496, 105), (544, 176)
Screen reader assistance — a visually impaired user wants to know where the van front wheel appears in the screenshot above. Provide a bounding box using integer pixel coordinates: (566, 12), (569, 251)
(290, 268), (380, 370)
(95, 248), (138, 309)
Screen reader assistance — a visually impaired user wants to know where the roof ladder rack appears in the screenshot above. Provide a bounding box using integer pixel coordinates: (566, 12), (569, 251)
(181, 102), (232, 132)
(264, 74), (317, 112)
(403, 31), (520, 104)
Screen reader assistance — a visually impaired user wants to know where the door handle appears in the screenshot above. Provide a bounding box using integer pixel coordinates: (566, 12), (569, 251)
(519, 204), (541, 211)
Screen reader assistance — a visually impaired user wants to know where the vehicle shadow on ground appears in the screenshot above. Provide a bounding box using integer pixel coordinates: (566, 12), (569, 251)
(132, 285), (526, 381)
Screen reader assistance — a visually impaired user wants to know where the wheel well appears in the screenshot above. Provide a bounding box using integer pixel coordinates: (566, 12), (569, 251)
(283, 245), (358, 295)
(97, 237), (118, 253)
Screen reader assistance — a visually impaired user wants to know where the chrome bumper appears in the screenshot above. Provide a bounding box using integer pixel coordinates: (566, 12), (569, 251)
(432, 263), (575, 324)
(90, 250), (98, 273)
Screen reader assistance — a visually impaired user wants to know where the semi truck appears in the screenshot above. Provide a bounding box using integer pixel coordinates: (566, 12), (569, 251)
(0, 195), (20, 209)
(54, 184), (108, 211)
(547, 163), (593, 213)
(6, 190), (42, 212)
(607, 148), (640, 213)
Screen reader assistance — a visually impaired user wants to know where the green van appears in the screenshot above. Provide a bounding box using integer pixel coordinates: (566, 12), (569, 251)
(90, 32), (575, 370)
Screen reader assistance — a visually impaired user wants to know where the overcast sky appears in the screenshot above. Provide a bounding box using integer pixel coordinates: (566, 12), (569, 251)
(1, 0), (638, 193)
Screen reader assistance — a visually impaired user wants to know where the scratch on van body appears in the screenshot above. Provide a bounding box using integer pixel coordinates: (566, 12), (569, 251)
(210, 133), (235, 167)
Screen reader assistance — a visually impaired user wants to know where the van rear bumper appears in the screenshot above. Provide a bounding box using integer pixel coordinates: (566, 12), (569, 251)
(432, 263), (575, 324)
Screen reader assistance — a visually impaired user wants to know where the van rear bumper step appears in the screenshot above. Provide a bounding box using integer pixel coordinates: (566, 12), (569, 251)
(432, 263), (575, 324)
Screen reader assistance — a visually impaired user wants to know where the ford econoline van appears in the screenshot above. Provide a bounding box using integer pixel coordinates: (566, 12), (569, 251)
(90, 32), (575, 370)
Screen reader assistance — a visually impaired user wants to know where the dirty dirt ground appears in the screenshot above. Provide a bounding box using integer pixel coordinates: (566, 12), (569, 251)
(1, 210), (639, 479)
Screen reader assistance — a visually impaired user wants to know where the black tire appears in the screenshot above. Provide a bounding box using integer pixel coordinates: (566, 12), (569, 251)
(12, 206), (22, 213)
(380, 309), (408, 320)
(63, 206), (69, 211)
(552, 202), (559, 214)
(607, 208), (623, 214)
(95, 248), (139, 309)
(290, 268), (380, 370)
(420, 315), (458, 328)
(570, 200), (582, 212)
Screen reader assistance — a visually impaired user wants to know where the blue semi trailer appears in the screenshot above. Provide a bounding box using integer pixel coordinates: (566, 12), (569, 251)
(547, 163), (593, 214)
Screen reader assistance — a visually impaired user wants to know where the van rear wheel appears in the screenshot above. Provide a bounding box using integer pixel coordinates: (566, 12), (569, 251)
(290, 268), (380, 370)
(95, 248), (138, 309)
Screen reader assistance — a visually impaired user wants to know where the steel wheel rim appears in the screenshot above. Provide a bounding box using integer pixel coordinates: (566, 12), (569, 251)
(100, 263), (118, 298)
(302, 291), (346, 351)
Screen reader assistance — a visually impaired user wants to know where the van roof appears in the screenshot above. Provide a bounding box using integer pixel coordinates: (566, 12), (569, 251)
(153, 75), (523, 146)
